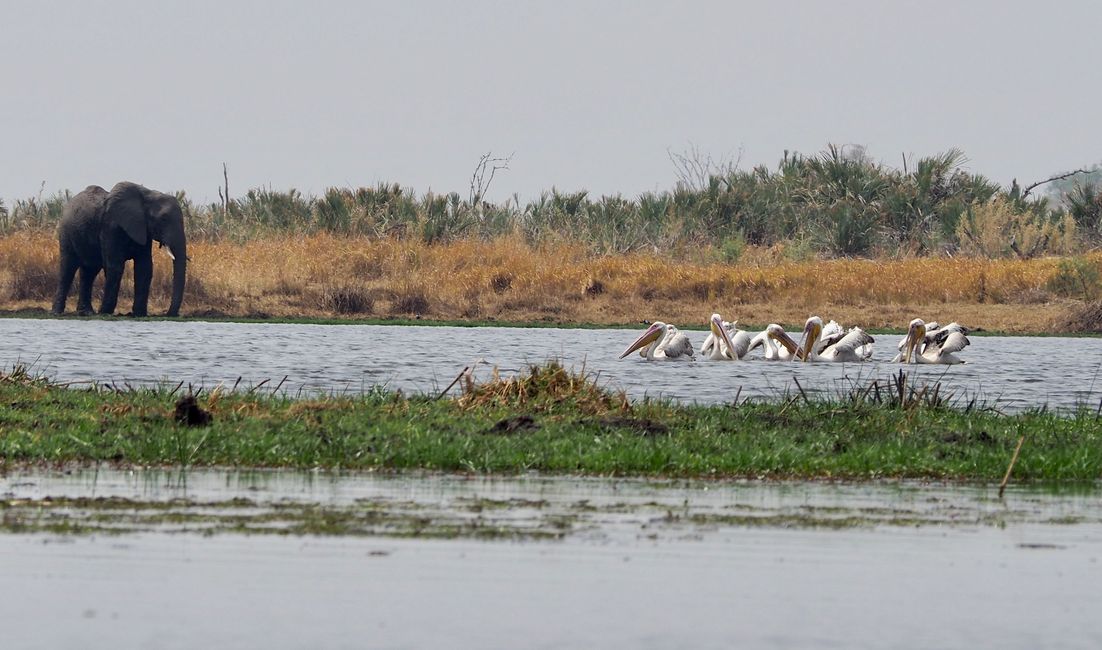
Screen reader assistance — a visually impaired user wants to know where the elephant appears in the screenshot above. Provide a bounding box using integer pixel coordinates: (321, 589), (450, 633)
(51, 181), (187, 317)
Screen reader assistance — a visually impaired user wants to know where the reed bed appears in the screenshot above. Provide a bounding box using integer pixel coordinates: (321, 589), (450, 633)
(1, 231), (1098, 332)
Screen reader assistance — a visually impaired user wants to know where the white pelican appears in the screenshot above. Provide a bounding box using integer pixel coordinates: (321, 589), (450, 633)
(746, 324), (802, 361)
(700, 314), (753, 360)
(797, 316), (874, 362)
(640, 323), (689, 359)
(620, 321), (696, 361)
(898, 318), (970, 364)
(891, 320), (969, 362)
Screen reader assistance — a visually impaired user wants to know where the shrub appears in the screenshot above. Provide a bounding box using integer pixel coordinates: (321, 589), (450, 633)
(1047, 256), (1101, 300)
(956, 197), (1078, 258)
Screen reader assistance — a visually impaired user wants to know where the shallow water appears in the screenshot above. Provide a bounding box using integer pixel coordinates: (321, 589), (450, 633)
(1, 469), (1100, 649)
(3, 318), (1101, 410)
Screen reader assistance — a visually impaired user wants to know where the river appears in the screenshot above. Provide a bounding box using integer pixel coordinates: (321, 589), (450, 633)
(1, 469), (1100, 649)
(2, 318), (1101, 411)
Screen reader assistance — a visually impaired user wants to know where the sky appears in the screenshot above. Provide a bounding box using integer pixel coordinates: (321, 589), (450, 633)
(2, 0), (1100, 205)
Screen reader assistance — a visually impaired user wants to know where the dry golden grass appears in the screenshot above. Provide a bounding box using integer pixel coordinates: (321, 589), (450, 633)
(2, 232), (1098, 332)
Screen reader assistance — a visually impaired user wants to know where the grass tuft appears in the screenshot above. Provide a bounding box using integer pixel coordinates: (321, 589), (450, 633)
(320, 283), (374, 315)
(458, 361), (629, 415)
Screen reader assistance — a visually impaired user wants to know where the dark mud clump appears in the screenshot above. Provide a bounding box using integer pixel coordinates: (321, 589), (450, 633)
(486, 415), (540, 435)
(596, 416), (670, 437)
(175, 395), (213, 427)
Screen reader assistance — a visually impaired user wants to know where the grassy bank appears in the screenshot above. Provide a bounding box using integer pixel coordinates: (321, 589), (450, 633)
(2, 363), (1099, 482)
(3, 231), (1101, 332)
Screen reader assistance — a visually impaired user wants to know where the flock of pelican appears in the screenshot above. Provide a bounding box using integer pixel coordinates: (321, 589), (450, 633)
(619, 315), (970, 364)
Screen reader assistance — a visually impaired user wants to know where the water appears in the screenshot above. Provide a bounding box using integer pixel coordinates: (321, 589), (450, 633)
(1, 469), (1100, 649)
(2, 318), (1101, 411)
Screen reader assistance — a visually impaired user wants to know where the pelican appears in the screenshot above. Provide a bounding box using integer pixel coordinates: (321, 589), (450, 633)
(619, 321), (696, 361)
(898, 318), (970, 364)
(640, 323), (689, 359)
(701, 314), (753, 360)
(797, 316), (874, 362)
(891, 320), (969, 362)
(746, 324), (802, 361)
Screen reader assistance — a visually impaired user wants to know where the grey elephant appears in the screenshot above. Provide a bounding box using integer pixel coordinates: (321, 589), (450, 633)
(51, 181), (187, 317)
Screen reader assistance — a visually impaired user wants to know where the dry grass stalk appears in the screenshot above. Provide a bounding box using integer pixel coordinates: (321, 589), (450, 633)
(1, 232), (1099, 331)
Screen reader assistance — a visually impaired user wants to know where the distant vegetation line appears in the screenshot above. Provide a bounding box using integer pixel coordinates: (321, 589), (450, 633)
(2, 146), (1101, 260)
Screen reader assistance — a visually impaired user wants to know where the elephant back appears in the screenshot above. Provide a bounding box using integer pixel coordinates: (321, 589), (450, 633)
(60, 185), (109, 232)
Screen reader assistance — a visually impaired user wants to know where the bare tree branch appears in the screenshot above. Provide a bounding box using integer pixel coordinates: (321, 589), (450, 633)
(1021, 168), (1091, 200)
(222, 162), (230, 218)
(469, 152), (513, 206)
(667, 143), (742, 192)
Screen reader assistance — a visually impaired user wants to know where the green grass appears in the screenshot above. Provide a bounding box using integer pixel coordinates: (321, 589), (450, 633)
(1, 362), (1100, 482)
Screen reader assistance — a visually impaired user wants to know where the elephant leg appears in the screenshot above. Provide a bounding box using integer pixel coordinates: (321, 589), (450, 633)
(99, 264), (124, 315)
(52, 252), (79, 315)
(76, 266), (99, 315)
(132, 253), (152, 317)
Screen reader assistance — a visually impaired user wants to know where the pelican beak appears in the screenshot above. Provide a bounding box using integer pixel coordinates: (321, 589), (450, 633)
(619, 323), (663, 359)
(710, 314), (736, 359)
(798, 321), (820, 362)
(771, 328), (800, 357)
(904, 322), (926, 363)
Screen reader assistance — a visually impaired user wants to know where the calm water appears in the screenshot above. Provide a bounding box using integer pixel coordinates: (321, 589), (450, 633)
(2, 318), (1101, 410)
(1, 469), (1100, 649)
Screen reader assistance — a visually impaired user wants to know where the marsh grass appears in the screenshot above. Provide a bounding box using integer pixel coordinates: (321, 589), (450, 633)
(0, 232), (56, 301)
(320, 283), (374, 315)
(1, 362), (1101, 481)
(3, 231), (1097, 331)
(458, 361), (630, 415)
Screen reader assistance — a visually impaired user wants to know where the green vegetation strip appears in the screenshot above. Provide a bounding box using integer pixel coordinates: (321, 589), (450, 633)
(1, 363), (1100, 482)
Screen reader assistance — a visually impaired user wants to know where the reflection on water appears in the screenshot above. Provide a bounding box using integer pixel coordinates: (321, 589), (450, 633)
(1, 469), (1100, 650)
(2, 318), (1102, 410)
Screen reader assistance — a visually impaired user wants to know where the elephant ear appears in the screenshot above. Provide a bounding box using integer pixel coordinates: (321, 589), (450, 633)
(103, 182), (148, 246)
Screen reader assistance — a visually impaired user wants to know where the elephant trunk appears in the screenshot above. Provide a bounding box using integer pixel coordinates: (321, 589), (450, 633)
(167, 239), (187, 317)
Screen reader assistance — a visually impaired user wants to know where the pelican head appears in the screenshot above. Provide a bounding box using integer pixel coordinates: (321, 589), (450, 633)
(798, 316), (823, 362)
(767, 323), (801, 357)
(619, 322), (666, 359)
(710, 313), (737, 359)
(902, 318), (926, 364)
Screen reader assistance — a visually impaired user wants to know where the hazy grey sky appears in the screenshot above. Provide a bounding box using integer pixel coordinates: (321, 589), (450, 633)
(2, 0), (1100, 204)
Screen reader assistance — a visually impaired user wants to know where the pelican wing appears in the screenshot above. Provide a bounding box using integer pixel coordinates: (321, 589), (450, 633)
(821, 320), (843, 338)
(746, 330), (766, 353)
(819, 330), (847, 353)
(728, 329), (752, 360)
(700, 332), (716, 356)
(933, 331), (969, 355)
(662, 332), (696, 359)
(814, 320), (842, 353)
(822, 328), (875, 361)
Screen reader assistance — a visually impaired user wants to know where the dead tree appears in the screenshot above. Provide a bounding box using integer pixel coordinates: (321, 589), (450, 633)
(469, 152), (513, 206)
